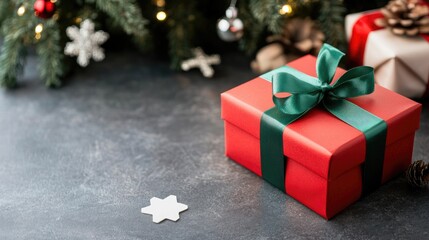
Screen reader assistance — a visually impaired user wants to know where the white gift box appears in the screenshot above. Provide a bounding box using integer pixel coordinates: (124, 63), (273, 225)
(346, 11), (429, 98)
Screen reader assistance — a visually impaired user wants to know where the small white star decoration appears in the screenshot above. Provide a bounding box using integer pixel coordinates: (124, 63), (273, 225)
(64, 19), (109, 67)
(141, 195), (188, 223)
(181, 47), (221, 78)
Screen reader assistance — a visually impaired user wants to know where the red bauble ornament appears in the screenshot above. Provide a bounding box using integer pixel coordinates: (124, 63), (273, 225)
(34, 0), (56, 19)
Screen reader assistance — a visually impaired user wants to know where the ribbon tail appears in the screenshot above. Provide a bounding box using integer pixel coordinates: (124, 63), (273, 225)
(324, 98), (387, 196)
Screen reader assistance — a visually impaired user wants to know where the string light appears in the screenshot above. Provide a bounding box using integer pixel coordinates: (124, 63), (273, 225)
(35, 24), (44, 34)
(155, 0), (165, 7)
(154, 0), (167, 21)
(34, 23), (44, 40)
(156, 11), (167, 21)
(34, 23), (43, 34)
(75, 17), (83, 24)
(279, 4), (293, 15)
(17, 5), (26, 16)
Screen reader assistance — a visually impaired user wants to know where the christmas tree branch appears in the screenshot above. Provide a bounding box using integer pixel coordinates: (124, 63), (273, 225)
(318, 0), (347, 51)
(92, 0), (149, 47)
(168, 24), (192, 70)
(167, 2), (196, 70)
(35, 20), (63, 87)
(0, 6), (34, 88)
(0, 35), (26, 88)
(239, 0), (265, 56)
(249, 0), (284, 34)
(0, 1), (13, 25)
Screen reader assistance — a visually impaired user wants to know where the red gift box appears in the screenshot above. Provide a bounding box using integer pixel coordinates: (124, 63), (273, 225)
(221, 55), (421, 219)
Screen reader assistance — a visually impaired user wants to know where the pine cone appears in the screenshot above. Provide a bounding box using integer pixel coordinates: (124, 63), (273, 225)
(376, 0), (429, 36)
(405, 160), (429, 188)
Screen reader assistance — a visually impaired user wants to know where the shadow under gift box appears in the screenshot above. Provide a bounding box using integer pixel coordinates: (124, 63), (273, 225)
(220, 55), (421, 219)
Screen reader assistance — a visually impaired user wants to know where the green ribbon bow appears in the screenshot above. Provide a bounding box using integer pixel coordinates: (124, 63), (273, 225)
(272, 44), (374, 123)
(260, 44), (387, 196)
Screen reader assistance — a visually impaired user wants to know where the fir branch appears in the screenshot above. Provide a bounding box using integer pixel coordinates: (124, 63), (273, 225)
(0, 8), (34, 88)
(35, 20), (63, 87)
(239, 0), (266, 56)
(318, 0), (347, 51)
(0, 35), (26, 88)
(168, 24), (192, 70)
(0, 1), (13, 26)
(167, 2), (196, 70)
(91, 0), (149, 47)
(249, 0), (284, 34)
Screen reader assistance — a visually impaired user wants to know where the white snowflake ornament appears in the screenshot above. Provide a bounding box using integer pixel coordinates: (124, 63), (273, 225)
(64, 19), (109, 67)
(141, 195), (188, 223)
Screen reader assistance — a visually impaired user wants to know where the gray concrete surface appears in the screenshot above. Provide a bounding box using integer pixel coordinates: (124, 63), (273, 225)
(0, 51), (428, 239)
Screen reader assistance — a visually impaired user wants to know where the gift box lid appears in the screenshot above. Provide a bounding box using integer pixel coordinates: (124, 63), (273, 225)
(221, 55), (421, 181)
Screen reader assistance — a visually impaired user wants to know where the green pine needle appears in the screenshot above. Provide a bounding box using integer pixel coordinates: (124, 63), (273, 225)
(36, 20), (63, 88)
(167, 2), (196, 70)
(318, 0), (347, 51)
(0, 5), (34, 88)
(238, 0), (266, 56)
(93, 0), (149, 47)
(0, 37), (25, 88)
(249, 0), (284, 34)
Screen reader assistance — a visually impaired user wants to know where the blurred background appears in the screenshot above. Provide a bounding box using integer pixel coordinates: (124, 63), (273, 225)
(0, 0), (392, 87)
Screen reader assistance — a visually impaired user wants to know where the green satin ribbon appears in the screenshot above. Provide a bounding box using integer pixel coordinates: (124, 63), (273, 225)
(260, 44), (387, 196)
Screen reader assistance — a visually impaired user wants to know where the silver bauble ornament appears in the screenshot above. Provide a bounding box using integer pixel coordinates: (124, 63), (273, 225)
(217, 6), (244, 42)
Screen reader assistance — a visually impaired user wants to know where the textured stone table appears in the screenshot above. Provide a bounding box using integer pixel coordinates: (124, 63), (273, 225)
(0, 51), (428, 239)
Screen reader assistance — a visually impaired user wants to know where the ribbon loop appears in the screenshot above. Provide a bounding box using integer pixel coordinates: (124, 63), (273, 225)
(316, 44), (345, 84)
(330, 66), (375, 99)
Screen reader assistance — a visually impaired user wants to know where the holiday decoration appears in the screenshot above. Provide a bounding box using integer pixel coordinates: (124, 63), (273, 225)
(33, 0), (56, 19)
(141, 195), (188, 223)
(0, 0), (148, 88)
(406, 160), (429, 188)
(64, 19), (109, 67)
(375, 0), (429, 36)
(279, 4), (293, 15)
(217, 0), (244, 42)
(154, 0), (167, 21)
(345, 2), (429, 98)
(251, 18), (324, 74)
(0, 1), (353, 88)
(181, 48), (221, 78)
(221, 44), (421, 219)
